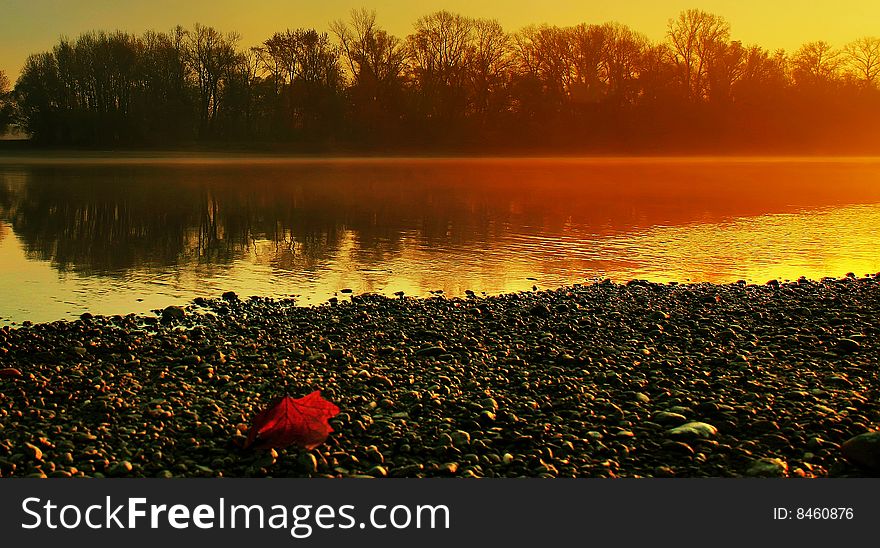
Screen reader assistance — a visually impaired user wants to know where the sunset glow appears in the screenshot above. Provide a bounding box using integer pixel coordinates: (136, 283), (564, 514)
(2, 1), (880, 79)
(2, 0), (880, 489)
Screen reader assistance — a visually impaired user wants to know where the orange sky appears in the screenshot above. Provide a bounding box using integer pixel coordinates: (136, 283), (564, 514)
(1, 0), (879, 81)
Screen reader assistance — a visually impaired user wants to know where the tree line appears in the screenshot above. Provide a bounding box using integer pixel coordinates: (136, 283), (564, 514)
(3, 8), (880, 152)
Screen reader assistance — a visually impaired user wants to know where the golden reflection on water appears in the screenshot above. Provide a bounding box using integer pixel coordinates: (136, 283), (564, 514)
(0, 157), (879, 324)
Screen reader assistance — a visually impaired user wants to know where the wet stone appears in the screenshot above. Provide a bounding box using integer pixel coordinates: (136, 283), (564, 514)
(161, 306), (186, 322)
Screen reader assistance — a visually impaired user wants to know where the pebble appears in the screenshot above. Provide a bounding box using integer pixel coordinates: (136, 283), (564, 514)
(108, 461), (133, 476)
(161, 306), (186, 322)
(367, 465), (388, 478)
(298, 453), (319, 475)
(666, 422), (719, 439)
(653, 412), (688, 425)
(416, 346), (446, 357)
(451, 431), (471, 448)
(746, 458), (789, 477)
(841, 432), (880, 472)
(22, 442), (43, 461)
(835, 338), (861, 353)
(0, 278), (876, 478)
(662, 440), (695, 455)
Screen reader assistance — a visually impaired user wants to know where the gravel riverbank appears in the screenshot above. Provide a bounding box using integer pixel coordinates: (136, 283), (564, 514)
(1, 276), (879, 478)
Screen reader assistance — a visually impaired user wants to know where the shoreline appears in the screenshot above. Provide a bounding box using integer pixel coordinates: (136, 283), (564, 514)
(1, 277), (879, 478)
(4, 140), (880, 162)
(4, 149), (880, 164)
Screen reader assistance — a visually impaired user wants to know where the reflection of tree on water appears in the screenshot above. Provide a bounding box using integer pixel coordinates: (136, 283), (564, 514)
(0, 175), (11, 245)
(2, 168), (201, 274)
(1, 160), (878, 279)
(0, 167), (351, 275)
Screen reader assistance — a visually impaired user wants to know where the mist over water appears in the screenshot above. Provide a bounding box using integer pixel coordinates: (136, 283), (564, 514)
(0, 156), (879, 325)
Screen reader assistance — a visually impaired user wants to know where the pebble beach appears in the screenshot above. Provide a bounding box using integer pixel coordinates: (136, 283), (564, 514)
(1, 276), (879, 478)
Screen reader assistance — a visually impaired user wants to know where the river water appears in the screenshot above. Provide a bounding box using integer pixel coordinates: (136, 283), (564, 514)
(1, 156), (879, 325)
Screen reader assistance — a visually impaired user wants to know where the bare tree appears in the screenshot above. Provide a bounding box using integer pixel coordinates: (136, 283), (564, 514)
(791, 41), (842, 87)
(331, 9), (406, 91)
(254, 28), (342, 133)
(407, 10), (473, 119)
(706, 40), (747, 103)
(667, 9), (731, 101)
(733, 46), (787, 102)
(466, 18), (511, 116)
(513, 25), (575, 102)
(601, 22), (649, 105)
(186, 23), (240, 135)
(568, 24), (607, 103)
(845, 37), (880, 88)
(0, 70), (12, 134)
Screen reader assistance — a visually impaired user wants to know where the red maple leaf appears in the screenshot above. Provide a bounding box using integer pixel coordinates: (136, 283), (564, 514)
(243, 391), (340, 450)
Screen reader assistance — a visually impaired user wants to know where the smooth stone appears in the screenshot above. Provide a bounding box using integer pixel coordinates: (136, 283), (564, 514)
(653, 411), (688, 425)
(416, 346), (446, 357)
(835, 338), (861, 353)
(666, 422), (718, 439)
(654, 466), (675, 477)
(746, 458), (788, 477)
(298, 453), (318, 474)
(481, 398), (499, 411)
(162, 306), (186, 321)
(23, 443), (43, 461)
(441, 462), (459, 475)
(392, 464), (425, 477)
(108, 461), (133, 476)
(662, 440), (695, 455)
(367, 466), (388, 478)
(451, 430), (471, 447)
(530, 304), (551, 317)
(841, 432), (880, 472)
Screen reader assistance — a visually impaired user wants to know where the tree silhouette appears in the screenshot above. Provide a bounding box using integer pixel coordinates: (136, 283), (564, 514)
(602, 23), (649, 106)
(331, 10), (407, 143)
(8, 10), (880, 152)
(845, 37), (880, 87)
(254, 29), (343, 140)
(407, 11), (473, 125)
(186, 24), (240, 137)
(792, 41), (842, 88)
(0, 70), (12, 135)
(667, 9), (731, 101)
